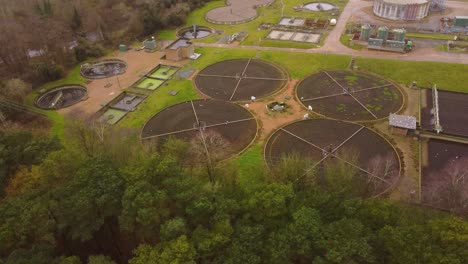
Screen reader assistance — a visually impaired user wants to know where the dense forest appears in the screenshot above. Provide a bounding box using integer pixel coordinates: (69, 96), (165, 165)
(0, 121), (467, 264)
(0, 0), (209, 85)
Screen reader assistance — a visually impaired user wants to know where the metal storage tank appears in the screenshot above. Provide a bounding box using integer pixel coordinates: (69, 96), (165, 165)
(360, 24), (371, 41)
(373, 0), (430, 21)
(454, 16), (468, 27)
(393, 28), (406, 41)
(377, 26), (389, 41)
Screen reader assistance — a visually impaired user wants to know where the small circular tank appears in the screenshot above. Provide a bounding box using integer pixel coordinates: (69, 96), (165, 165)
(177, 25), (213, 39)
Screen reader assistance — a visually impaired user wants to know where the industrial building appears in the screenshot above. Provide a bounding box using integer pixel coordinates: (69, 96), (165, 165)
(165, 39), (194, 61)
(358, 25), (412, 53)
(373, 0), (430, 21)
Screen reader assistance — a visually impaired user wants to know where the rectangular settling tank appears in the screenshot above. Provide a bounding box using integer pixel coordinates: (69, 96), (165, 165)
(278, 17), (305, 27)
(267, 30), (295, 40)
(149, 67), (177, 80)
(291, 33), (321, 43)
(111, 93), (144, 111)
(100, 109), (128, 125)
(135, 78), (164, 90)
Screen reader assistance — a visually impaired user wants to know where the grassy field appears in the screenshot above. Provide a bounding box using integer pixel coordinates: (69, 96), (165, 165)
(406, 32), (455, 41)
(435, 43), (468, 54)
(356, 57), (468, 91)
(229, 143), (266, 187)
(158, 0), (346, 48)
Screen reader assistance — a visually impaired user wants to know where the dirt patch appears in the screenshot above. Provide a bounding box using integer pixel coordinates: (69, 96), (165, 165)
(246, 80), (307, 140)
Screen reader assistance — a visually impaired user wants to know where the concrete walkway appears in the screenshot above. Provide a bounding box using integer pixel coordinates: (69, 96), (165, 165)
(195, 0), (468, 65)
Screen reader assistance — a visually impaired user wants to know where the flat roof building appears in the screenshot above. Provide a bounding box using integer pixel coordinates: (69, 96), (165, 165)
(165, 38), (194, 61)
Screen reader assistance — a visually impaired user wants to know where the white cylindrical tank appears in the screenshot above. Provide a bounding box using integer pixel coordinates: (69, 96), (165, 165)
(373, 0), (430, 21)
(330, 18), (337, 26)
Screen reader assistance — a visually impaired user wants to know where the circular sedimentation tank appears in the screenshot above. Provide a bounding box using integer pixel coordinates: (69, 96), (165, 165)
(205, 0), (274, 24)
(194, 59), (288, 101)
(141, 99), (257, 161)
(302, 2), (337, 11)
(177, 25), (213, 39)
(296, 70), (403, 121)
(35, 85), (87, 110)
(265, 118), (401, 196)
(80, 59), (127, 79)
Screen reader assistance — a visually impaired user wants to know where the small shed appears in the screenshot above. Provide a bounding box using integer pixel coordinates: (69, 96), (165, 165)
(389, 113), (417, 135)
(165, 38), (194, 61)
(144, 39), (157, 50)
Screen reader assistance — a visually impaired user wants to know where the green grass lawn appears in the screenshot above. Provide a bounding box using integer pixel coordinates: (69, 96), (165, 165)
(406, 32), (455, 41)
(228, 143), (266, 187)
(190, 47), (351, 79)
(435, 43), (468, 54)
(158, 0), (347, 48)
(356, 57), (468, 91)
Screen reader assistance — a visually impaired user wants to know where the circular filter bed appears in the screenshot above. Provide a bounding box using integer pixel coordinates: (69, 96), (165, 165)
(35, 85), (87, 110)
(265, 119), (400, 196)
(194, 59), (288, 101)
(141, 99), (257, 160)
(297, 70), (402, 121)
(303, 2), (337, 11)
(205, 0), (274, 24)
(80, 59), (127, 79)
(178, 25), (213, 39)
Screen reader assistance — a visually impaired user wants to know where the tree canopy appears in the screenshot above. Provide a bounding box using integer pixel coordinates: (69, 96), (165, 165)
(0, 124), (467, 263)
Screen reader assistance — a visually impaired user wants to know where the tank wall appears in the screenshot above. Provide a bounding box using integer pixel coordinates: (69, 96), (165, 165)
(373, 0), (429, 21)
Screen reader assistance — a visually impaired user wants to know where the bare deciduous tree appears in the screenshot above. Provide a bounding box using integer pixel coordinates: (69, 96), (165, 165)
(366, 153), (399, 196)
(189, 130), (229, 186)
(424, 157), (468, 216)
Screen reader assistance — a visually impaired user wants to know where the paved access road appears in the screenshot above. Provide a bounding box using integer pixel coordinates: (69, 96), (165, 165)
(196, 0), (468, 64)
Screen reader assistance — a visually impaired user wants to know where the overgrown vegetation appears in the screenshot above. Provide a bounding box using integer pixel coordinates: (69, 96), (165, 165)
(0, 124), (466, 263)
